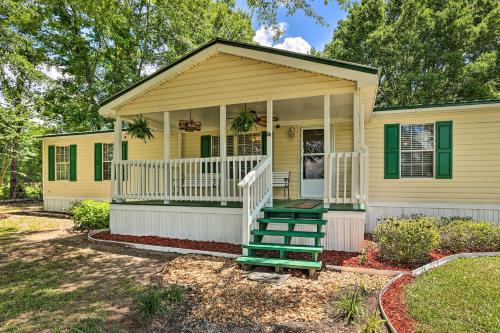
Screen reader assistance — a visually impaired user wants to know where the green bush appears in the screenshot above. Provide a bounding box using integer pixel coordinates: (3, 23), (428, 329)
(24, 184), (42, 199)
(439, 220), (500, 253)
(374, 216), (440, 265)
(70, 200), (110, 231)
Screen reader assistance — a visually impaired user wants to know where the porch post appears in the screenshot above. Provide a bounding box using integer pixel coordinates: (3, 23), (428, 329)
(266, 99), (273, 207)
(220, 105), (227, 206)
(323, 95), (331, 209)
(353, 88), (364, 208)
(353, 89), (362, 151)
(163, 111), (170, 204)
(113, 115), (122, 202)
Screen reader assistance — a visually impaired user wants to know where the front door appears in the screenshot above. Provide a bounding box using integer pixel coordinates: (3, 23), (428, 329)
(300, 128), (324, 198)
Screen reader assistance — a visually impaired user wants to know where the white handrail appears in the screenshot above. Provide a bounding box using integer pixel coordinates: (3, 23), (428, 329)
(328, 150), (368, 206)
(238, 155), (273, 255)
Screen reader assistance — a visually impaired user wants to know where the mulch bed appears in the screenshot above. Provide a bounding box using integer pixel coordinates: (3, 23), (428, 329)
(93, 231), (241, 254)
(381, 274), (415, 333)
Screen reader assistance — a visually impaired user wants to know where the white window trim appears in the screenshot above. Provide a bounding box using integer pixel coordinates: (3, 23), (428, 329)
(399, 123), (435, 179)
(55, 145), (70, 181)
(102, 143), (113, 181)
(236, 132), (261, 156)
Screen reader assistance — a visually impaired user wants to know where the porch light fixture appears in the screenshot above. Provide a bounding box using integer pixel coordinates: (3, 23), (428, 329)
(288, 127), (295, 139)
(179, 110), (201, 132)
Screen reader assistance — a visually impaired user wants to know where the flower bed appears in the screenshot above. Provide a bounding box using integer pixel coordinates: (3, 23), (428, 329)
(381, 274), (415, 333)
(93, 231), (242, 254)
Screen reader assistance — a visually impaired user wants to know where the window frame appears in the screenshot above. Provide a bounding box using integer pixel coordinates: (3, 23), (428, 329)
(211, 135), (234, 157)
(102, 143), (114, 181)
(236, 133), (262, 156)
(399, 123), (435, 179)
(55, 145), (70, 181)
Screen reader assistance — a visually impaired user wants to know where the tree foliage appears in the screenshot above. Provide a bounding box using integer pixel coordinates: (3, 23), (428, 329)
(324, 0), (500, 106)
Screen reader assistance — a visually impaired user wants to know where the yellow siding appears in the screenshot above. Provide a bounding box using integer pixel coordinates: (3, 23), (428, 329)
(117, 53), (355, 114)
(42, 131), (178, 199)
(366, 107), (500, 204)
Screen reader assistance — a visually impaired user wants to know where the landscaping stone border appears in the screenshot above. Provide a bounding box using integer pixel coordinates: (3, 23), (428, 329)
(88, 229), (240, 259)
(378, 252), (500, 333)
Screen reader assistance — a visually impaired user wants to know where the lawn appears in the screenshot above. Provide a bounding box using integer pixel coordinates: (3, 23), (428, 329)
(405, 256), (500, 333)
(0, 203), (389, 332)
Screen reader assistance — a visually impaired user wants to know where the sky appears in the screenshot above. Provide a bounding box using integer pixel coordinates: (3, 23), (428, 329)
(235, 0), (347, 54)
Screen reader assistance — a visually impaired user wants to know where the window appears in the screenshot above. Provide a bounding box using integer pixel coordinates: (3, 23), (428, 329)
(211, 136), (234, 157)
(102, 143), (113, 180)
(56, 146), (70, 180)
(237, 133), (261, 156)
(400, 124), (434, 178)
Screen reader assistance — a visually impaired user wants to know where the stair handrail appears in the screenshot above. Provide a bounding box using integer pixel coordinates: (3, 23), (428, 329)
(238, 155), (273, 255)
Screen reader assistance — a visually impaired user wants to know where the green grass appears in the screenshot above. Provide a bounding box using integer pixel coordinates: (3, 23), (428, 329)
(405, 256), (500, 333)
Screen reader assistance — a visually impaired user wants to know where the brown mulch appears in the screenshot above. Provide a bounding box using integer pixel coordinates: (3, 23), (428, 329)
(381, 274), (415, 333)
(93, 231), (242, 254)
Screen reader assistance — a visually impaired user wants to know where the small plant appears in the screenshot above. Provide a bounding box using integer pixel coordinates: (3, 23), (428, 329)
(127, 115), (154, 142)
(70, 200), (110, 231)
(70, 318), (122, 333)
(359, 310), (386, 333)
(334, 286), (365, 325)
(135, 285), (183, 321)
(358, 248), (367, 265)
(230, 108), (256, 134)
(374, 216), (440, 265)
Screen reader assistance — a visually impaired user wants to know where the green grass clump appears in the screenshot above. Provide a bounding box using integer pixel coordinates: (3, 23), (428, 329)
(333, 285), (366, 325)
(135, 285), (183, 321)
(405, 256), (500, 333)
(359, 310), (386, 333)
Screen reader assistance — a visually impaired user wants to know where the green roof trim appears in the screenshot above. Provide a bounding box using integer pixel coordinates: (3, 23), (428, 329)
(41, 129), (115, 138)
(374, 99), (500, 112)
(99, 38), (378, 107)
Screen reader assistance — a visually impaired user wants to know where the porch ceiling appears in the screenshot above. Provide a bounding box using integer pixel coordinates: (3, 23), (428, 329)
(139, 94), (354, 130)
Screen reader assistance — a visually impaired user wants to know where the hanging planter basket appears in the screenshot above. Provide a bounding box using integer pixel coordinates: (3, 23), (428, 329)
(230, 107), (256, 134)
(127, 115), (154, 142)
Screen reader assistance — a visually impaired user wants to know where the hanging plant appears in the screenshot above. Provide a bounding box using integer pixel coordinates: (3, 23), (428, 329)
(127, 115), (154, 142)
(230, 108), (256, 134)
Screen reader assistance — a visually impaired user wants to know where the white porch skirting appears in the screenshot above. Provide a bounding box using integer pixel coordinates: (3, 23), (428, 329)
(44, 196), (109, 213)
(366, 202), (500, 232)
(110, 204), (366, 252)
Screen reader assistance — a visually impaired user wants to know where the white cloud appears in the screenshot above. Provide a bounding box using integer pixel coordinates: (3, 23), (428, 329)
(253, 22), (311, 54)
(274, 37), (312, 54)
(38, 64), (64, 80)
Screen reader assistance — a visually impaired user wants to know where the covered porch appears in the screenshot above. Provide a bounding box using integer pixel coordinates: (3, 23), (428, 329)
(110, 94), (369, 210)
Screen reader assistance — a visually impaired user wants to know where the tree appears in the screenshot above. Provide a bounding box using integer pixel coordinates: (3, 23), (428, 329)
(323, 0), (499, 106)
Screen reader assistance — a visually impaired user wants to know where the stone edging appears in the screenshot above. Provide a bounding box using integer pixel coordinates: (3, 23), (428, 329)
(378, 252), (500, 333)
(87, 229), (240, 259)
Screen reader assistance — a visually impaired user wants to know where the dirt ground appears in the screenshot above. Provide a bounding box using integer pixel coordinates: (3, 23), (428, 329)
(0, 202), (388, 333)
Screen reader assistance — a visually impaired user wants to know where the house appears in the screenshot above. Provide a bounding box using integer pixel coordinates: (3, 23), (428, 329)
(41, 38), (500, 273)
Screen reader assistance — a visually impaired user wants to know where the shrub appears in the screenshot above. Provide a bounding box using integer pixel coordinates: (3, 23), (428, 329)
(70, 200), (110, 231)
(24, 184), (42, 199)
(135, 285), (183, 321)
(374, 216), (440, 265)
(439, 220), (500, 252)
(360, 310), (386, 333)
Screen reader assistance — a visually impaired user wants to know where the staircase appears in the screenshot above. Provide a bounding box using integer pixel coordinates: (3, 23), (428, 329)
(236, 205), (327, 276)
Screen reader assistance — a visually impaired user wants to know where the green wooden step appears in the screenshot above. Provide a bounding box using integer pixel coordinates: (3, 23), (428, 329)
(243, 242), (323, 253)
(236, 256), (322, 270)
(261, 206), (327, 214)
(257, 218), (326, 225)
(251, 229), (325, 238)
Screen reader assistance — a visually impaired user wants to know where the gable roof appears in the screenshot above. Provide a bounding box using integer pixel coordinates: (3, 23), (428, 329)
(99, 38), (379, 112)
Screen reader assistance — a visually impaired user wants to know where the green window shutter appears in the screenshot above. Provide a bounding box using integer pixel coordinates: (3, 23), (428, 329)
(384, 124), (400, 179)
(48, 145), (55, 181)
(121, 141), (128, 160)
(200, 135), (211, 172)
(435, 121), (453, 179)
(200, 135), (212, 157)
(69, 144), (77, 181)
(94, 143), (103, 181)
(261, 131), (267, 155)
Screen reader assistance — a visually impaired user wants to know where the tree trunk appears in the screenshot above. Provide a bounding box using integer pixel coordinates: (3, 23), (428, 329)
(0, 156), (10, 188)
(9, 158), (18, 199)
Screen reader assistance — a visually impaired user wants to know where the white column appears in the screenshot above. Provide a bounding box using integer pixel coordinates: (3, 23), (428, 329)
(323, 95), (331, 208)
(163, 112), (170, 204)
(353, 89), (361, 151)
(266, 100), (273, 206)
(220, 105), (227, 206)
(352, 88), (364, 208)
(113, 115), (122, 202)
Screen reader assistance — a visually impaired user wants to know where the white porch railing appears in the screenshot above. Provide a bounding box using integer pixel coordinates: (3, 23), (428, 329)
(238, 155), (273, 255)
(327, 146), (368, 206)
(112, 155), (264, 202)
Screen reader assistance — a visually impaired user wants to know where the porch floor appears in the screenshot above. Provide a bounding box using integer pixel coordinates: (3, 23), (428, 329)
(114, 199), (365, 212)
